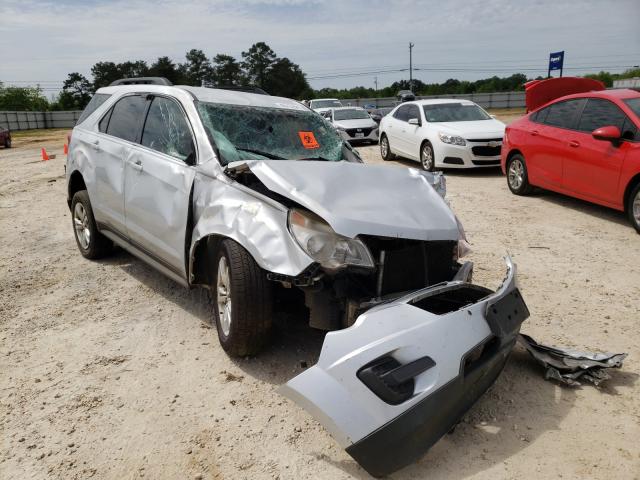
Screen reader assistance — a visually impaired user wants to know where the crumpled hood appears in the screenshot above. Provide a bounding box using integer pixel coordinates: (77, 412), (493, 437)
(241, 160), (459, 241)
(437, 119), (505, 138)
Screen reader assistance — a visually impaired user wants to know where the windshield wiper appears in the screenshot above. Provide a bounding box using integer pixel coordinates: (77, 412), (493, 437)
(235, 147), (285, 160)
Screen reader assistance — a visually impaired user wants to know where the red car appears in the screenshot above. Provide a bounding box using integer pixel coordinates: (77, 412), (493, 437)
(502, 88), (640, 232)
(0, 127), (11, 148)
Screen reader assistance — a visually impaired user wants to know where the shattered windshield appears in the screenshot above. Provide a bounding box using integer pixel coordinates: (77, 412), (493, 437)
(333, 109), (370, 121)
(423, 103), (492, 122)
(197, 102), (348, 164)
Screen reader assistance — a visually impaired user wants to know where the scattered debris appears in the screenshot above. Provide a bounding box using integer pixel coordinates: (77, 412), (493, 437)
(518, 334), (627, 386)
(220, 370), (244, 383)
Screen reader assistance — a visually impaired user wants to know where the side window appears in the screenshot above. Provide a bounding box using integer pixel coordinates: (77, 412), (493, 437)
(106, 95), (148, 143)
(621, 117), (638, 141)
(531, 106), (550, 124)
(393, 105), (409, 122)
(407, 105), (420, 122)
(542, 99), (584, 130)
(577, 99), (627, 133)
(141, 97), (195, 162)
(77, 93), (111, 125)
(98, 108), (112, 133)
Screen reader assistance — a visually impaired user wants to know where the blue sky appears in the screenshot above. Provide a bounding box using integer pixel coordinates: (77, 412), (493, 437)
(1, 0), (638, 97)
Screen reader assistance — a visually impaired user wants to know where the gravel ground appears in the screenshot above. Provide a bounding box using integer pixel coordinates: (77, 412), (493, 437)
(1, 123), (639, 480)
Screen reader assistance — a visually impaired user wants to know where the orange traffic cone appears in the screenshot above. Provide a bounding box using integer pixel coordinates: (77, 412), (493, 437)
(63, 144), (68, 154)
(41, 148), (50, 161)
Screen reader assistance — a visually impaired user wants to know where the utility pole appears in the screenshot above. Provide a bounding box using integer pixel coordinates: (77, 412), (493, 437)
(374, 76), (378, 104)
(409, 42), (414, 92)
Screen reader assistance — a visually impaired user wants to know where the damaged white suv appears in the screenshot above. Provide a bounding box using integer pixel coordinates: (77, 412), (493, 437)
(66, 78), (529, 477)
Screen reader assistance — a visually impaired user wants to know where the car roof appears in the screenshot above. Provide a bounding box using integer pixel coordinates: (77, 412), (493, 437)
(311, 98), (340, 102)
(96, 84), (307, 111)
(412, 99), (477, 106)
(331, 106), (365, 111)
(558, 88), (640, 101)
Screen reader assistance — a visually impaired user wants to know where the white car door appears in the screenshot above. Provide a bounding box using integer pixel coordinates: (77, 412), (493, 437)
(123, 95), (196, 278)
(397, 104), (422, 160)
(386, 105), (410, 156)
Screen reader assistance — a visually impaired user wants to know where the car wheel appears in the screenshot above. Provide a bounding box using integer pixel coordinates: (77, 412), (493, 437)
(628, 183), (640, 233)
(71, 190), (113, 259)
(213, 239), (273, 357)
(4, 137), (11, 148)
(506, 154), (533, 195)
(420, 142), (435, 172)
(380, 134), (395, 161)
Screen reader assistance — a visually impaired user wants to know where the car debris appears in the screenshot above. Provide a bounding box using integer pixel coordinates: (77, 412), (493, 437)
(517, 333), (627, 386)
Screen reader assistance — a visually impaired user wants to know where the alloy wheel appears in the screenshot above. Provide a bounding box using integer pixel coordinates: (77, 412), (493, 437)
(216, 256), (232, 337)
(73, 202), (91, 250)
(421, 144), (433, 170)
(508, 158), (525, 190)
(381, 137), (389, 158)
(633, 190), (640, 225)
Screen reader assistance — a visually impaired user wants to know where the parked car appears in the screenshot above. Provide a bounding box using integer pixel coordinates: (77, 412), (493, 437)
(502, 88), (640, 232)
(379, 99), (506, 170)
(324, 106), (379, 144)
(370, 107), (393, 124)
(309, 98), (343, 114)
(66, 79), (528, 477)
(0, 127), (11, 148)
(396, 90), (416, 102)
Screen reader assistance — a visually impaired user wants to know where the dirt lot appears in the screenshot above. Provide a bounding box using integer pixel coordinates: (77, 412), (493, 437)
(1, 123), (639, 480)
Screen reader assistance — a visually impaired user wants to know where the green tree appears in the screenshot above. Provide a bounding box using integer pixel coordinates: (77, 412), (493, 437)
(241, 42), (276, 88)
(91, 61), (122, 90)
(118, 60), (149, 79)
(60, 72), (93, 109)
(0, 85), (49, 110)
(264, 57), (311, 98)
(182, 49), (213, 86)
(148, 56), (183, 84)
(211, 54), (245, 86)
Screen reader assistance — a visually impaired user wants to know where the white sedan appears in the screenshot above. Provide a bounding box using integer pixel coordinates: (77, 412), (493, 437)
(379, 99), (506, 170)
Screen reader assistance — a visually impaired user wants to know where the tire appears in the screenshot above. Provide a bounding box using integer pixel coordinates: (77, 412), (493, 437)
(71, 190), (113, 259)
(506, 154), (533, 195)
(420, 141), (435, 172)
(213, 239), (273, 357)
(380, 134), (395, 161)
(627, 183), (640, 234)
(4, 137), (11, 148)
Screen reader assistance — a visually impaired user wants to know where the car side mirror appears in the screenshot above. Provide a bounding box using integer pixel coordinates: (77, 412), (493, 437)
(408, 118), (421, 126)
(592, 125), (621, 142)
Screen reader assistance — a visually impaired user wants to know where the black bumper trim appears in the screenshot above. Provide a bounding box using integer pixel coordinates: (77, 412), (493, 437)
(345, 334), (518, 477)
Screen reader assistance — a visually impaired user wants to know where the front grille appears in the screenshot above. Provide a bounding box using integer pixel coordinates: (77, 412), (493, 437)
(346, 127), (374, 137)
(467, 137), (503, 142)
(471, 145), (501, 157)
(472, 159), (501, 166)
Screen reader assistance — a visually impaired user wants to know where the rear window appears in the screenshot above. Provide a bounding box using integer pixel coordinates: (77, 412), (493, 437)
(105, 95), (148, 143)
(624, 98), (640, 119)
(76, 93), (111, 125)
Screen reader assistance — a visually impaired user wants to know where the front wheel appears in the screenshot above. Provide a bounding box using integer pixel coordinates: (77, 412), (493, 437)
(506, 154), (533, 195)
(627, 183), (640, 233)
(213, 239), (273, 356)
(420, 142), (435, 172)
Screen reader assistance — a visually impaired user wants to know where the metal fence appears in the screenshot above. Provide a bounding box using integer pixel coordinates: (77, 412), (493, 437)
(0, 111), (83, 131)
(340, 91), (526, 109)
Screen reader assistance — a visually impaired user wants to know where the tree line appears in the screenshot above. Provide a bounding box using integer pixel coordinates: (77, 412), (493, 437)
(1, 41), (639, 112)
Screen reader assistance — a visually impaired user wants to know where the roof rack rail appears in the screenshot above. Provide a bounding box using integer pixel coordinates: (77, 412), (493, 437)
(215, 85), (270, 95)
(109, 77), (173, 86)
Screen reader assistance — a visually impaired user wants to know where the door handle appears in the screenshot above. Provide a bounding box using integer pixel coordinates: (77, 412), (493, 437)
(91, 140), (100, 151)
(530, 130), (539, 136)
(130, 159), (143, 171)
(569, 140), (580, 148)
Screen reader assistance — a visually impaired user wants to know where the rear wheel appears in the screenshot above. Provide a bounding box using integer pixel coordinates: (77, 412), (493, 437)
(71, 190), (113, 259)
(507, 154), (533, 195)
(213, 239), (273, 356)
(4, 137), (11, 148)
(380, 134), (395, 161)
(627, 183), (640, 233)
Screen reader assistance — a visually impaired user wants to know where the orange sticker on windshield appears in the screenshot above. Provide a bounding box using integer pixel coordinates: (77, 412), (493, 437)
(298, 131), (320, 149)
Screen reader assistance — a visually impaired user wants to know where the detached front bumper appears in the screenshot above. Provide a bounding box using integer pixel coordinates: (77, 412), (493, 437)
(280, 256), (528, 477)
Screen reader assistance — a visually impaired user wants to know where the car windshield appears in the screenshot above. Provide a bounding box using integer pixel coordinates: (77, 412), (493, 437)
(423, 103), (491, 122)
(333, 109), (370, 121)
(197, 102), (347, 164)
(312, 100), (342, 109)
(624, 98), (640, 119)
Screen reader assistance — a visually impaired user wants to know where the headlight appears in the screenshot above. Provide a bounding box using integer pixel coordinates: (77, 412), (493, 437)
(438, 132), (466, 146)
(288, 209), (374, 270)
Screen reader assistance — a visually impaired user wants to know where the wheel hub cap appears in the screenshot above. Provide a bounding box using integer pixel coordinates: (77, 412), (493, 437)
(216, 256), (232, 336)
(73, 203), (90, 250)
(421, 146), (433, 169)
(381, 138), (388, 157)
(633, 191), (640, 224)
(509, 160), (524, 189)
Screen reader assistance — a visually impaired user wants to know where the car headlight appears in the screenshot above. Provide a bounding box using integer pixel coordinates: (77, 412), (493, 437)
(438, 132), (466, 146)
(288, 209), (374, 270)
